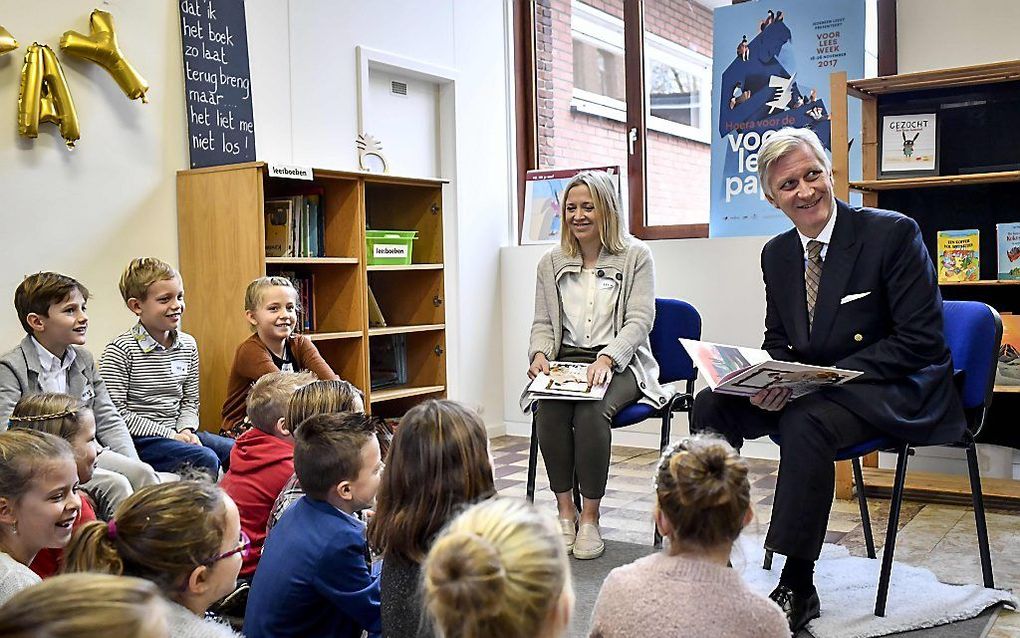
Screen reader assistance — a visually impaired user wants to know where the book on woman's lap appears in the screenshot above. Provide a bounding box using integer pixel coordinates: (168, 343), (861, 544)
(528, 362), (608, 401)
(680, 339), (862, 399)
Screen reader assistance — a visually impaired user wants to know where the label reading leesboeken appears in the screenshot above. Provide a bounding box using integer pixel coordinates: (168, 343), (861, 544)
(374, 244), (408, 258)
(268, 163), (314, 180)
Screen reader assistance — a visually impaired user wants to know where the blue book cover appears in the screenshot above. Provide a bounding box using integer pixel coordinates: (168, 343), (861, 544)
(997, 222), (1020, 281)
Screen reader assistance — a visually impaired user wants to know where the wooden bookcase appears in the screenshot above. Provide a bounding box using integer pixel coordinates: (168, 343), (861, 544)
(829, 61), (1020, 503)
(176, 162), (448, 428)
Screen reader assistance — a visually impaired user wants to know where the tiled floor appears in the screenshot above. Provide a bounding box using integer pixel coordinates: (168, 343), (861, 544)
(491, 436), (1020, 636)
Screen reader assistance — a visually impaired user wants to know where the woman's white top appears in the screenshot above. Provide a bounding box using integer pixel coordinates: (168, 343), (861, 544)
(559, 268), (617, 349)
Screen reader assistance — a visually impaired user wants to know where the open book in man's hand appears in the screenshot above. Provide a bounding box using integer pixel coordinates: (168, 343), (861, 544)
(679, 339), (862, 399)
(528, 361), (608, 401)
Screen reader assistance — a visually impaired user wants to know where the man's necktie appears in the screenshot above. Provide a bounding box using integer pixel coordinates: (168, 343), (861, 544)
(805, 239), (824, 330)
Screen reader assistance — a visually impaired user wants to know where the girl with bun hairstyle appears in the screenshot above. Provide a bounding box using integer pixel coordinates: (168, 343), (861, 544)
(589, 435), (788, 638)
(63, 480), (245, 638)
(0, 573), (170, 638)
(0, 429), (81, 604)
(9, 392), (102, 577)
(423, 498), (573, 638)
(367, 399), (495, 638)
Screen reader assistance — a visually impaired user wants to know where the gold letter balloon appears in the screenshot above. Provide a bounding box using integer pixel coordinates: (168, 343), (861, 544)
(60, 9), (149, 102)
(18, 43), (80, 149)
(0, 25), (17, 55)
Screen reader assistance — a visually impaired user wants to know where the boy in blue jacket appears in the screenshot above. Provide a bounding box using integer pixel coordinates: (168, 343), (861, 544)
(245, 412), (383, 638)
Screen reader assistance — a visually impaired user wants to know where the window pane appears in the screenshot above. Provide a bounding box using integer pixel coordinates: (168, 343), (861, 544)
(573, 37), (626, 102)
(643, 0), (713, 228)
(649, 60), (702, 128)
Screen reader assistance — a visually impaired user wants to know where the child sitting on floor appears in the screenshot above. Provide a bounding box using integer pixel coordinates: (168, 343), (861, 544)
(63, 480), (245, 638)
(220, 277), (338, 437)
(0, 429), (81, 604)
(423, 498), (573, 638)
(245, 412), (384, 638)
(589, 435), (788, 638)
(265, 379), (368, 532)
(220, 370), (314, 580)
(101, 257), (234, 477)
(367, 399), (495, 638)
(8, 393), (101, 577)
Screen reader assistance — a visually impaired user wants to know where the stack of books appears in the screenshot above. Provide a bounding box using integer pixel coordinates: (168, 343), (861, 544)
(264, 192), (325, 258)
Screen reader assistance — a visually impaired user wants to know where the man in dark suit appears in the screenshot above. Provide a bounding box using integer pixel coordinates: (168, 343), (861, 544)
(691, 127), (965, 632)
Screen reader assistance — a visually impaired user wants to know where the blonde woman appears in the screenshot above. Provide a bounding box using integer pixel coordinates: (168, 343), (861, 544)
(424, 498), (572, 638)
(0, 573), (170, 638)
(526, 170), (670, 559)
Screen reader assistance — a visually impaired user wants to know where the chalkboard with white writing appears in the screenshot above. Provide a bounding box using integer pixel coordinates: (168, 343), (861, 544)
(179, 0), (255, 168)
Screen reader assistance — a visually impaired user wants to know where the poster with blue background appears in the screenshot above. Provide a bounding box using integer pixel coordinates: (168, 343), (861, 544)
(709, 0), (865, 237)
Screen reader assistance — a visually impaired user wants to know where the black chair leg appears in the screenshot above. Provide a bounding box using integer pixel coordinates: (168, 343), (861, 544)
(875, 445), (910, 617)
(966, 440), (995, 589)
(526, 415), (539, 503)
(653, 409), (674, 548)
(763, 549), (773, 570)
(572, 473), (582, 512)
(852, 457), (876, 559)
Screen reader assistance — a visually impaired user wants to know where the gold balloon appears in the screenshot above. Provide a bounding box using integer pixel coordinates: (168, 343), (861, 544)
(18, 43), (81, 149)
(60, 9), (149, 102)
(0, 25), (17, 55)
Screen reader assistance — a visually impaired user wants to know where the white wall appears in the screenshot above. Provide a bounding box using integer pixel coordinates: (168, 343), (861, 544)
(896, 0), (1020, 74)
(0, 0), (187, 350)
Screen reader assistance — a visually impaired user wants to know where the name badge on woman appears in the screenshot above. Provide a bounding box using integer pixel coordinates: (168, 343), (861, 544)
(598, 278), (616, 291)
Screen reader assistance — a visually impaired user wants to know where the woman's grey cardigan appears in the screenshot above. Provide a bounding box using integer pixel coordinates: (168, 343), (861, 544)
(523, 239), (673, 412)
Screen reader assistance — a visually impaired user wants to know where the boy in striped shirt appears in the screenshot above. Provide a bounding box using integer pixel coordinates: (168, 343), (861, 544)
(100, 258), (234, 476)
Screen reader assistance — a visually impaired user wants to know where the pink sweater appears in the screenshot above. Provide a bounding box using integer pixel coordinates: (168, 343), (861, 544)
(589, 552), (789, 638)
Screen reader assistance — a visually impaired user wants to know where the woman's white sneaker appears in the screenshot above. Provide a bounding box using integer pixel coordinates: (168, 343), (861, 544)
(572, 523), (605, 559)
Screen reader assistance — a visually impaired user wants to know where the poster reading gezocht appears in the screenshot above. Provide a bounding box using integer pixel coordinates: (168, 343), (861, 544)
(709, 0), (865, 237)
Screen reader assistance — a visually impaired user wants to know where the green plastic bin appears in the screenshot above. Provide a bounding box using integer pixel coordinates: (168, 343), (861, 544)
(366, 230), (418, 266)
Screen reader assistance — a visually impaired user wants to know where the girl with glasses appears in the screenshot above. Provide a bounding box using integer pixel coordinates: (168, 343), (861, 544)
(62, 480), (245, 638)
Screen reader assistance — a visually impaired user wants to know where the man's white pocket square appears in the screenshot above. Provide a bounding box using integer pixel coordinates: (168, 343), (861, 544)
(840, 291), (871, 304)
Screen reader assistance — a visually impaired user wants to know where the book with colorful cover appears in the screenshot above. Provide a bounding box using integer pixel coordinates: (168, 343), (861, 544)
(996, 223), (1020, 281)
(679, 339), (862, 399)
(264, 199), (294, 257)
(937, 229), (980, 283)
(997, 314), (1020, 388)
(527, 362), (608, 401)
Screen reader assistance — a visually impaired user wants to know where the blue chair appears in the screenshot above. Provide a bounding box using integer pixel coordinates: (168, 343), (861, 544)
(763, 300), (1001, 617)
(524, 298), (702, 546)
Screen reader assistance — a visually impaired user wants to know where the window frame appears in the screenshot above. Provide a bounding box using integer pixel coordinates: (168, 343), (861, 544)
(570, 1), (712, 145)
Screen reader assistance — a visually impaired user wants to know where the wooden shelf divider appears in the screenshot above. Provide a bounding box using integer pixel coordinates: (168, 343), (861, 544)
(851, 171), (1020, 192)
(370, 385), (446, 404)
(368, 323), (445, 336)
(305, 331), (363, 341)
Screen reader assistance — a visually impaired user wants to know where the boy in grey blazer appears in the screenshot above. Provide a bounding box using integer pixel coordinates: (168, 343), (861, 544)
(0, 272), (160, 517)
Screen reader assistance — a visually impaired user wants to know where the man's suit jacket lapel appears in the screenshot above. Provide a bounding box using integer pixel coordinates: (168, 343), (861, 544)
(778, 231), (810, 348)
(810, 201), (862, 349)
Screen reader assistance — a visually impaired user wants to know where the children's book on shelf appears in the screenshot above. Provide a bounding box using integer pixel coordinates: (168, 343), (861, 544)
(265, 187), (325, 258)
(275, 270), (316, 333)
(997, 314), (1020, 388)
(264, 199), (294, 257)
(937, 229), (980, 283)
(527, 362), (608, 401)
(996, 222), (1020, 281)
(680, 339), (862, 399)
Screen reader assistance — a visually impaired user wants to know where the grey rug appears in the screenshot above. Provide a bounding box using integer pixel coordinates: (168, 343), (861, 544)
(567, 539), (1010, 638)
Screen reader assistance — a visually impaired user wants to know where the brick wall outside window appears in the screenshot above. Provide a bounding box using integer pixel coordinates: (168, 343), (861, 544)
(536, 0), (714, 228)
